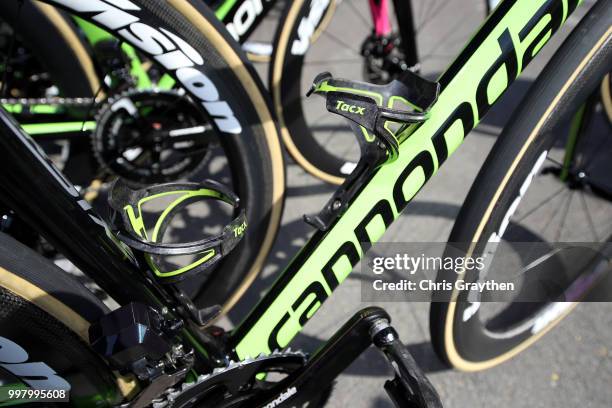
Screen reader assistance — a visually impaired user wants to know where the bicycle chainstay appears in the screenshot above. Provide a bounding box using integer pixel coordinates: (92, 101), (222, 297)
(149, 349), (308, 408)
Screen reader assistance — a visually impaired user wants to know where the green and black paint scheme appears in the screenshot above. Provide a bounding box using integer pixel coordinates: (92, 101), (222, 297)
(0, 0), (587, 405)
(230, 0), (585, 359)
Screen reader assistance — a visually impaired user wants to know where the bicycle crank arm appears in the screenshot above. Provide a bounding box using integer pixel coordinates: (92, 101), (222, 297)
(251, 307), (443, 408)
(372, 321), (443, 408)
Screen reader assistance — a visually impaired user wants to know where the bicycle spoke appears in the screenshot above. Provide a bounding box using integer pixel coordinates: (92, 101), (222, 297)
(579, 189), (599, 241)
(536, 189), (570, 238)
(305, 109), (333, 127)
(418, 18), (466, 61)
(345, 1), (370, 27)
(415, 0), (429, 28)
(320, 29), (361, 54)
(553, 190), (573, 242)
(416, 0), (448, 33)
(513, 185), (567, 224)
(582, 132), (609, 173)
(545, 155), (564, 168)
(319, 126), (340, 150)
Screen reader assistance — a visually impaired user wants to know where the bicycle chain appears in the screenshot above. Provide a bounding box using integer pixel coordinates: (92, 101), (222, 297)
(151, 349), (307, 408)
(0, 96), (96, 107)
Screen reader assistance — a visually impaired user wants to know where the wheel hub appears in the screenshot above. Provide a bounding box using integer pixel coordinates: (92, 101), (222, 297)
(360, 33), (416, 84)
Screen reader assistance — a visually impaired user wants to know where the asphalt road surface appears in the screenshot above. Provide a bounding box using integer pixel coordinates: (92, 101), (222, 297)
(224, 1), (612, 407)
(63, 1), (610, 407)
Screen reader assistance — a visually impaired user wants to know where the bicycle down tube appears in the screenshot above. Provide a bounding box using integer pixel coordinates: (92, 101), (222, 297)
(230, 0), (585, 359)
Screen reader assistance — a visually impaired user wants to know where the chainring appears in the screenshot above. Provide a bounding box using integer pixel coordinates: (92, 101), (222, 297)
(92, 89), (215, 185)
(152, 350), (315, 408)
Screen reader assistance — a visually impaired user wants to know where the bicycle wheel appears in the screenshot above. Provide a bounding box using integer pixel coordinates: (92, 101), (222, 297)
(0, 1), (98, 97)
(0, 232), (127, 406)
(270, 0), (486, 184)
(15, 0), (286, 315)
(0, 1), (99, 182)
(430, 0), (612, 371)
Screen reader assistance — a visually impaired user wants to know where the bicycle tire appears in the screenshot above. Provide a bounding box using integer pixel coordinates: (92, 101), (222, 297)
(19, 0), (287, 315)
(269, 0), (344, 184)
(430, 0), (612, 371)
(0, 232), (128, 406)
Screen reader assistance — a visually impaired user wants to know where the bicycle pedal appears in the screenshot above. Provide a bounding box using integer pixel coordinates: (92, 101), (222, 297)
(108, 179), (247, 283)
(303, 71), (439, 231)
(264, 307), (443, 408)
(371, 321), (443, 408)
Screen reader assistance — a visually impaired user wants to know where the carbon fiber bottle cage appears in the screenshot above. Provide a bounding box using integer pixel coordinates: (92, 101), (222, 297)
(304, 70), (439, 231)
(108, 179), (247, 283)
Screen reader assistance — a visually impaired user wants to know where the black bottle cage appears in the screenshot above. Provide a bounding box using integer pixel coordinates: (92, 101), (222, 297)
(304, 70), (440, 231)
(108, 179), (246, 283)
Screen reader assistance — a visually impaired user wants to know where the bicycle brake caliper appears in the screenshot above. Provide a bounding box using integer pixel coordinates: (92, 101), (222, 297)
(304, 71), (439, 231)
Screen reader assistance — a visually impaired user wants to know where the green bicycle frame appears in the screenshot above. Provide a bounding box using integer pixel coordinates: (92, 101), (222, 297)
(0, 0), (592, 405)
(2, 0), (585, 367)
(229, 0), (584, 359)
